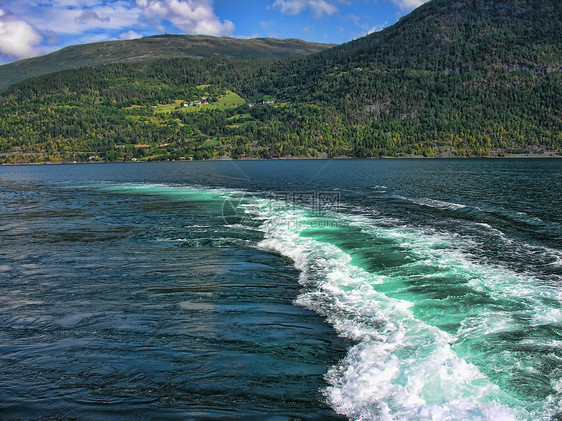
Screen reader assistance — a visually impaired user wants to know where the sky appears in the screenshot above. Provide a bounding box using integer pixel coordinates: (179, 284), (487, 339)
(0, 0), (429, 65)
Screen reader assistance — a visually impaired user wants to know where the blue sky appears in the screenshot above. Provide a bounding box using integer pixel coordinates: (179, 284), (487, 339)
(0, 0), (428, 65)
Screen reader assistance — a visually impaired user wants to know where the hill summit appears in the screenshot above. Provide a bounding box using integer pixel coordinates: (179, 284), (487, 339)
(0, 35), (334, 90)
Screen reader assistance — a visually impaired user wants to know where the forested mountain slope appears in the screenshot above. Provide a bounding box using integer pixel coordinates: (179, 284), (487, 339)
(253, 0), (561, 154)
(0, 0), (560, 163)
(0, 35), (334, 90)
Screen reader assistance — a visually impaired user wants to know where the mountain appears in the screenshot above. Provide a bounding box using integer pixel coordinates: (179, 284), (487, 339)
(262, 0), (561, 102)
(0, 35), (334, 90)
(305, 0), (560, 69)
(251, 0), (561, 155)
(0, 0), (560, 163)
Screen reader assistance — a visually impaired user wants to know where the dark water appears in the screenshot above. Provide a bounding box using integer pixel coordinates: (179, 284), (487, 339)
(0, 159), (560, 420)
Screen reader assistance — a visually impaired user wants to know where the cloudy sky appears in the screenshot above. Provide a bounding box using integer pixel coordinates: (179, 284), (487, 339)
(0, 0), (429, 65)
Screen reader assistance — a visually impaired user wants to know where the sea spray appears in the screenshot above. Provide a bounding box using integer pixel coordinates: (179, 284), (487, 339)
(254, 197), (558, 420)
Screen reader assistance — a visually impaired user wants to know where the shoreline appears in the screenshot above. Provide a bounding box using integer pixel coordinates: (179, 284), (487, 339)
(1, 153), (561, 166)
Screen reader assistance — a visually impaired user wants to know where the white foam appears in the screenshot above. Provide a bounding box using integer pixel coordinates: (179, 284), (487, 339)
(547, 249), (562, 268)
(457, 312), (517, 340)
(549, 377), (562, 415)
(252, 200), (525, 420)
(394, 194), (468, 211)
(97, 182), (240, 199)
(532, 308), (562, 325)
(347, 214), (560, 306)
(179, 301), (214, 311)
(157, 237), (189, 242)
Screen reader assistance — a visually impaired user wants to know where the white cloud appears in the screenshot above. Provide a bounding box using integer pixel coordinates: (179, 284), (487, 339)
(17, 3), (141, 36)
(272, 0), (338, 19)
(136, 0), (234, 36)
(51, 0), (105, 7)
(367, 22), (388, 34)
(0, 8), (43, 59)
(44, 29), (59, 45)
(75, 9), (110, 24)
(345, 13), (389, 39)
(0, 0), (235, 62)
(260, 20), (276, 29)
(391, 0), (429, 11)
(120, 29), (142, 40)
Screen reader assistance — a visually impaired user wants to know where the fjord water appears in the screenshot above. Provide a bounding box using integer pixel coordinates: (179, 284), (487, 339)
(0, 159), (560, 420)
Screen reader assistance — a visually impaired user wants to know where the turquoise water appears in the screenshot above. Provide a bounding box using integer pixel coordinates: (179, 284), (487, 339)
(0, 160), (560, 420)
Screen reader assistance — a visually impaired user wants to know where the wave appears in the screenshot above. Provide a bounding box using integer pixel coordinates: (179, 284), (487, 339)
(157, 236), (253, 248)
(252, 198), (561, 420)
(393, 194), (470, 211)
(96, 182), (240, 198)
(391, 193), (562, 241)
(89, 183), (561, 420)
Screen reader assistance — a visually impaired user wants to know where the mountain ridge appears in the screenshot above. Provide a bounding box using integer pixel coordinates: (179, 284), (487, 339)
(0, 35), (335, 90)
(259, 0), (561, 95)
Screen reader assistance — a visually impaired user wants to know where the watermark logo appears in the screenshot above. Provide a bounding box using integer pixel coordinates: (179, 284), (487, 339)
(267, 191), (341, 214)
(221, 191), (341, 228)
(221, 193), (254, 226)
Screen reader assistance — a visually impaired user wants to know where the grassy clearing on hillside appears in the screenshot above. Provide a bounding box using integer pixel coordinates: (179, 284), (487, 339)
(228, 113), (252, 121)
(149, 91), (246, 114)
(153, 100), (183, 113)
(216, 91), (246, 107)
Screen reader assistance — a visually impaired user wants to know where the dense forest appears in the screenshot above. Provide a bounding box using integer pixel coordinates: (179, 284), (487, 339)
(0, 0), (560, 163)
